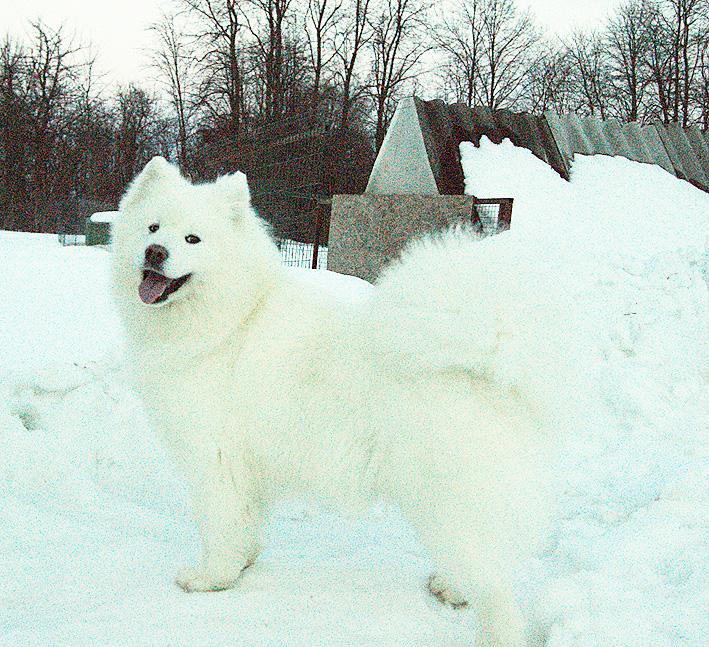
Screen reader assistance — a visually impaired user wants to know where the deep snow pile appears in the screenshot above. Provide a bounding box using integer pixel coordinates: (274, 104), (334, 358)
(461, 139), (708, 645)
(0, 143), (706, 646)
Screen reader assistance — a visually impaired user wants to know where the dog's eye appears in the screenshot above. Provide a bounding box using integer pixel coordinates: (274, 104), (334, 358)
(185, 234), (201, 244)
(148, 223), (159, 233)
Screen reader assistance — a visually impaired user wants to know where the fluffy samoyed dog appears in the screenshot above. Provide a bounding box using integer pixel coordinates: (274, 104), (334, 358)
(112, 157), (577, 647)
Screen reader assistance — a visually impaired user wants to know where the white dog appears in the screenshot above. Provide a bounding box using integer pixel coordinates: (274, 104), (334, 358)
(112, 157), (574, 647)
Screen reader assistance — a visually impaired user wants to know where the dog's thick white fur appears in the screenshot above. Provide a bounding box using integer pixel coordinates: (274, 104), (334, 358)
(112, 157), (574, 647)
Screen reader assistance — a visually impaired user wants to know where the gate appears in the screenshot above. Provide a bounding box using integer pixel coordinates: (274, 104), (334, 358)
(473, 198), (514, 235)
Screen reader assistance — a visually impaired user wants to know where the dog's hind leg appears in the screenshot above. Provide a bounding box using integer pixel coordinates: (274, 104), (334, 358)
(399, 483), (528, 647)
(424, 531), (526, 647)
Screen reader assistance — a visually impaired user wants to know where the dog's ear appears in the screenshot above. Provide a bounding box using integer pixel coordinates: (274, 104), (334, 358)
(216, 171), (251, 219)
(120, 157), (181, 211)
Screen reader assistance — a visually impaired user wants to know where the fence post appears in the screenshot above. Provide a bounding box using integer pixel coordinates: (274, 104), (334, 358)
(470, 195), (482, 230)
(498, 198), (513, 231)
(312, 206), (323, 269)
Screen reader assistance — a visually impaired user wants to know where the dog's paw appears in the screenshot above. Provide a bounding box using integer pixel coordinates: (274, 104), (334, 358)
(427, 574), (468, 609)
(175, 566), (239, 593)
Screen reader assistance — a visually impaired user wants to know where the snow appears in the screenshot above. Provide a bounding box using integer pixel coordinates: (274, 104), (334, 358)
(461, 139), (708, 646)
(287, 266), (373, 302)
(1, 143), (707, 645)
(89, 211), (119, 224)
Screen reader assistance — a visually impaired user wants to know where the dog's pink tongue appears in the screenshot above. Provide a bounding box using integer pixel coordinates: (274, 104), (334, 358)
(139, 272), (169, 304)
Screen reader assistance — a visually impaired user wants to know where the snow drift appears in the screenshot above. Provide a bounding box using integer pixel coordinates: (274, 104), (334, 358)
(460, 138), (708, 645)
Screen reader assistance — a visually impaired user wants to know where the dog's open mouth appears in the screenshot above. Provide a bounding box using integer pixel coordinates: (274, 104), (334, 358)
(139, 270), (191, 305)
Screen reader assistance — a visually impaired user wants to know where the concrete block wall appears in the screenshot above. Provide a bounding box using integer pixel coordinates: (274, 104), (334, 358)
(328, 194), (479, 282)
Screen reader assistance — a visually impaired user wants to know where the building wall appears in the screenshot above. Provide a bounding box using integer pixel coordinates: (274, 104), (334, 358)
(328, 194), (479, 282)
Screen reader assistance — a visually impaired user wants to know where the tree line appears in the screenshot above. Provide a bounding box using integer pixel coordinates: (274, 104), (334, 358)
(0, 0), (706, 233)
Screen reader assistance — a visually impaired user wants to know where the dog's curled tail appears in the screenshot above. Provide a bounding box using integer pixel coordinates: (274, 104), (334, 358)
(368, 226), (594, 431)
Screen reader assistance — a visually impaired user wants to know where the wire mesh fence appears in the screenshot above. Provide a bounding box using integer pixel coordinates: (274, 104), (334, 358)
(55, 196), (114, 245)
(276, 238), (328, 269)
(473, 198), (513, 235)
(58, 233), (86, 246)
(237, 116), (333, 246)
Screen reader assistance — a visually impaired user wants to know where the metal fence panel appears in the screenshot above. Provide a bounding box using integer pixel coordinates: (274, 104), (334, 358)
(277, 238), (328, 269)
(473, 198), (513, 234)
(622, 122), (668, 169)
(493, 111), (567, 176)
(542, 112), (705, 187)
(660, 122), (708, 188)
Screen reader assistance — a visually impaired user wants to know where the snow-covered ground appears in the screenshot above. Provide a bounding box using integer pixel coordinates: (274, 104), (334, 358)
(461, 140), (708, 646)
(1, 144), (707, 646)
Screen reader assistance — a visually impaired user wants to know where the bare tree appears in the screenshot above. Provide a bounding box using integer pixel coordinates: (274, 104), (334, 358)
(369, 0), (430, 149)
(642, 0), (708, 125)
(0, 37), (30, 227)
(434, 0), (541, 110)
(304, 0), (343, 109)
(245, 0), (296, 119)
(0, 21), (190, 233)
(334, 0), (372, 129)
(606, 0), (652, 121)
(182, 0), (248, 138)
(564, 29), (612, 117)
(26, 23), (86, 200)
(523, 44), (574, 114)
(429, 0), (706, 123)
(152, 12), (197, 169)
(114, 85), (170, 190)
(62, 55), (115, 200)
(477, 0), (540, 110)
(643, 1), (675, 120)
(668, 0), (706, 125)
(699, 29), (709, 128)
(434, 0), (483, 107)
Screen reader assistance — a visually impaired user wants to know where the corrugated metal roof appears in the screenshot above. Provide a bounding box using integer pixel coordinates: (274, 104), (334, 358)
(494, 110), (567, 174)
(406, 97), (707, 193)
(545, 112), (595, 166)
(685, 127), (709, 178)
(655, 122), (709, 189)
(545, 112), (682, 177)
(414, 98), (568, 192)
(622, 122), (675, 172)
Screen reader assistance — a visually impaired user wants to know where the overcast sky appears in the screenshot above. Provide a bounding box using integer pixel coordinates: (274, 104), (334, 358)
(2, 0), (624, 87)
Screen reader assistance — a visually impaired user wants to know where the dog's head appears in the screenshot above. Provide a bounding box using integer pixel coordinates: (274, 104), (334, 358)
(112, 157), (276, 314)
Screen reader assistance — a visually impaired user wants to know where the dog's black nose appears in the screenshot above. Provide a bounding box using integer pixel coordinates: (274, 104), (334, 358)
(145, 244), (169, 268)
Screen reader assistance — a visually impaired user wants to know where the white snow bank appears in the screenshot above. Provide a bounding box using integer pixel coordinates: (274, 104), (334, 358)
(89, 210), (119, 224)
(0, 235), (121, 374)
(288, 266), (373, 302)
(462, 139), (706, 256)
(461, 139), (708, 646)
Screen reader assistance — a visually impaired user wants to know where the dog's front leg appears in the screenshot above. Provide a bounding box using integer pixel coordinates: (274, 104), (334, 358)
(173, 439), (261, 593)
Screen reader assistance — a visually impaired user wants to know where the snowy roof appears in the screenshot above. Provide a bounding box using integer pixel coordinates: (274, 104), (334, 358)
(367, 97), (709, 195)
(89, 211), (118, 224)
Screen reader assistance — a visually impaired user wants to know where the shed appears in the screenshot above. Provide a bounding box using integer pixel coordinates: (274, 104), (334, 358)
(86, 211), (118, 246)
(327, 96), (708, 281)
